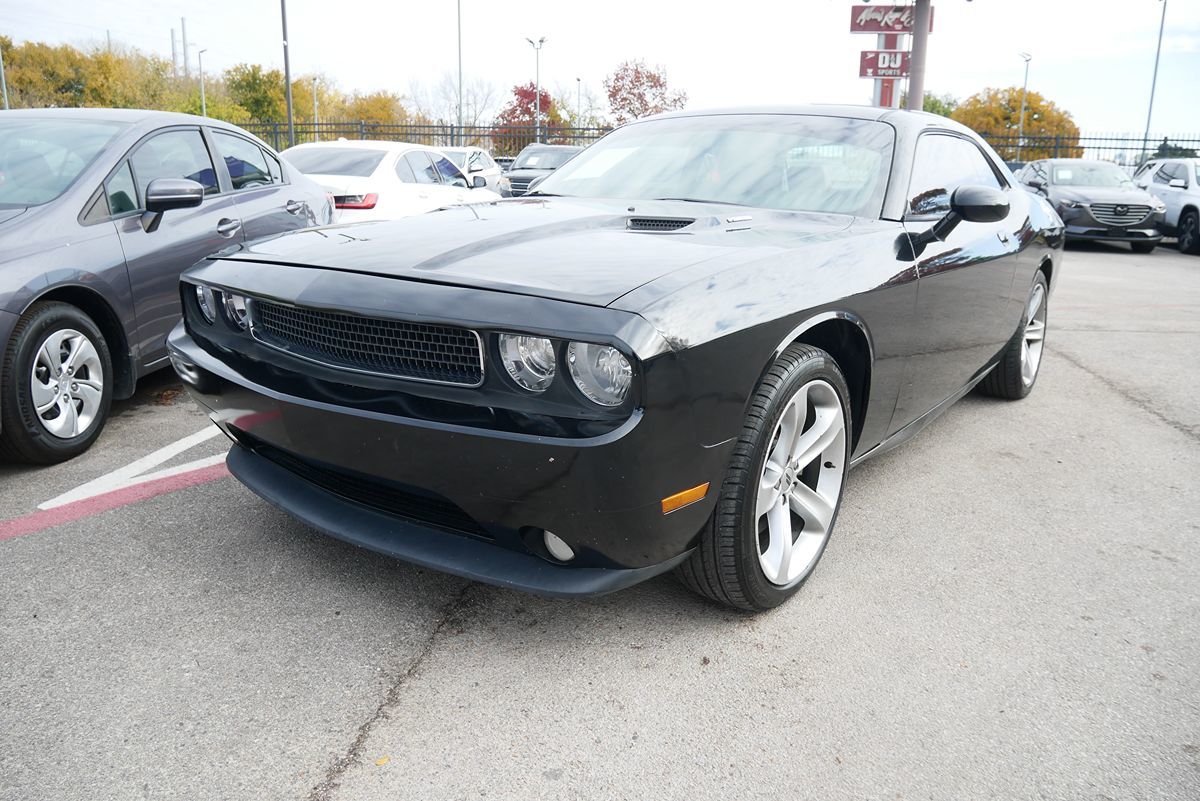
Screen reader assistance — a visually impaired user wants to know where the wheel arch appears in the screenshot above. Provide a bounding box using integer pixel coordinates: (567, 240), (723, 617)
(22, 285), (136, 400)
(768, 311), (873, 452)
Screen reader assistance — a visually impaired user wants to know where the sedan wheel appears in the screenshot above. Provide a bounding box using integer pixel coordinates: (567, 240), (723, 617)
(0, 302), (114, 464)
(1179, 210), (1200, 255)
(678, 344), (851, 611)
(1020, 282), (1047, 389)
(978, 271), (1050, 401)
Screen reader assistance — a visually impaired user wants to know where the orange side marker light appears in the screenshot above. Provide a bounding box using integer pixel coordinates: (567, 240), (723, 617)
(661, 482), (710, 515)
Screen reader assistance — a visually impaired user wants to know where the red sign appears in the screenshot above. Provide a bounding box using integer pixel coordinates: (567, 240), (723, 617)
(850, 5), (934, 33)
(859, 50), (911, 79)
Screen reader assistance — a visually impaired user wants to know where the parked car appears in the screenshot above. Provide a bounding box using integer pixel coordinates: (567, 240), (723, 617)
(499, 144), (582, 196)
(440, 146), (504, 191)
(0, 108), (330, 464)
(170, 106), (1062, 610)
(495, 156), (516, 172)
(1015, 158), (1164, 252)
(281, 141), (500, 222)
(1133, 157), (1200, 254)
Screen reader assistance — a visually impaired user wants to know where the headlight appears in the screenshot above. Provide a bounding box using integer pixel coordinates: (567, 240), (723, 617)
(223, 292), (249, 329)
(498, 176), (512, 192)
(567, 342), (632, 406)
(1059, 199), (1082, 209)
(498, 334), (556, 392)
(195, 285), (217, 324)
(1152, 200), (1167, 213)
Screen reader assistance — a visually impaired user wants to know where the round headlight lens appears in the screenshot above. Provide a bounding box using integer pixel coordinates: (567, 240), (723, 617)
(194, 284), (217, 324)
(223, 292), (249, 329)
(498, 334), (556, 392)
(567, 342), (632, 407)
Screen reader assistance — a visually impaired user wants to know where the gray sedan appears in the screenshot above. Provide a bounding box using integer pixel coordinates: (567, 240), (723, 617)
(0, 108), (332, 464)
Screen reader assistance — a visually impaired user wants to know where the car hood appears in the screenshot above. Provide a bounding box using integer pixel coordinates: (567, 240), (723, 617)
(1051, 186), (1156, 205)
(505, 168), (555, 181)
(0, 207), (28, 227)
(218, 197), (854, 307)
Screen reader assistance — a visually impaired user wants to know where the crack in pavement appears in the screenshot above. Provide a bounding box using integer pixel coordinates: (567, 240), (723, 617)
(306, 581), (479, 801)
(1047, 344), (1200, 444)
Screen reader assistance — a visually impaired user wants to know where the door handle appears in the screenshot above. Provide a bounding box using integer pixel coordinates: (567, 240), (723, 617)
(285, 200), (304, 215)
(216, 218), (242, 238)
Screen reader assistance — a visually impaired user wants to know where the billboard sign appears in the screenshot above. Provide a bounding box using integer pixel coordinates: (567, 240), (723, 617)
(850, 5), (934, 33)
(859, 50), (911, 79)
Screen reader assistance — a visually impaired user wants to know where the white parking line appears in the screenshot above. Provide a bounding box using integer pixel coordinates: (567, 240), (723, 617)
(38, 426), (224, 510)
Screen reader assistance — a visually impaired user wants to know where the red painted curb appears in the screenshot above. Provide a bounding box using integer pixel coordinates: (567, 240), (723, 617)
(0, 462), (231, 543)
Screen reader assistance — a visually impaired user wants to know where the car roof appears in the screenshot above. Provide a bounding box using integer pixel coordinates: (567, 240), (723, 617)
(284, 140), (430, 152)
(644, 104), (980, 136)
(0, 106), (252, 132)
(440, 146), (481, 154)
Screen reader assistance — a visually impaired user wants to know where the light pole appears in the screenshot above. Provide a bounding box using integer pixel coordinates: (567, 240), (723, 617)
(312, 76), (319, 141)
(904, 0), (931, 110)
(1016, 52), (1031, 162)
(198, 49), (208, 117)
(525, 36), (546, 142)
(0, 41), (10, 110)
(281, 0), (295, 147)
(457, 0), (463, 140)
(1141, 0), (1168, 164)
(576, 77), (581, 128)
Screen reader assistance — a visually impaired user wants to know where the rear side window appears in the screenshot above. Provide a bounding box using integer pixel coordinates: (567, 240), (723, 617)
(907, 134), (1003, 216)
(263, 149), (284, 183)
(434, 155), (468, 188)
(395, 154), (417, 183)
(131, 129), (218, 195)
(405, 151), (439, 185)
(106, 161), (138, 214)
(213, 131), (274, 189)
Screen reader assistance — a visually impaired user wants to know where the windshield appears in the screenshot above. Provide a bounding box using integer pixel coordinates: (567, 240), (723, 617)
(282, 147), (386, 177)
(1052, 162), (1133, 188)
(0, 118), (128, 208)
(443, 151), (467, 168)
(537, 114), (894, 216)
(513, 147), (579, 170)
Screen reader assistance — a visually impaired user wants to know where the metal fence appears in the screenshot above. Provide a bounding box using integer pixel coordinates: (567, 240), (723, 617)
(241, 121), (611, 156)
(242, 120), (1200, 168)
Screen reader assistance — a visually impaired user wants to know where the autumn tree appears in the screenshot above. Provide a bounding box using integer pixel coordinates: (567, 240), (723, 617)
(491, 83), (564, 154)
(225, 63), (287, 121)
(603, 60), (686, 125)
(951, 87), (1081, 160)
(900, 91), (958, 117)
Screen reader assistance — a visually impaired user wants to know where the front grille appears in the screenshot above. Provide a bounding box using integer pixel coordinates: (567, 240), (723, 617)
(1090, 203), (1151, 226)
(628, 217), (694, 232)
(251, 299), (483, 387)
(508, 178), (532, 195)
(247, 436), (491, 540)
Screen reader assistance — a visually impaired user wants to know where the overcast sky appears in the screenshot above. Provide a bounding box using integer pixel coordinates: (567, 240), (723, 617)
(2, 0), (1197, 134)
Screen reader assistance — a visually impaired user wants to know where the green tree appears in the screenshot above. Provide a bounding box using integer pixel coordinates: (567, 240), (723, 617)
(225, 63), (287, 121)
(951, 87), (1081, 160)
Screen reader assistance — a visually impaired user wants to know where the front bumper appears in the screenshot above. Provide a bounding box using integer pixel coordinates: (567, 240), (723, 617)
(1060, 207), (1164, 243)
(168, 322), (732, 597)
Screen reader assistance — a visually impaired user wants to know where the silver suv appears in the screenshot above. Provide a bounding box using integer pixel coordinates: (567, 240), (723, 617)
(1134, 158), (1200, 254)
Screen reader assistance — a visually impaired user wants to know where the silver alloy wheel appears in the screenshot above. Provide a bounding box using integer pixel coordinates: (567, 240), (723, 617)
(755, 379), (846, 587)
(1181, 213), (1198, 252)
(1020, 283), (1048, 388)
(29, 328), (104, 439)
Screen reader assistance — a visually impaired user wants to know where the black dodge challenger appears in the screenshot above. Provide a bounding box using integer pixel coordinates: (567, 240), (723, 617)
(169, 106), (1063, 611)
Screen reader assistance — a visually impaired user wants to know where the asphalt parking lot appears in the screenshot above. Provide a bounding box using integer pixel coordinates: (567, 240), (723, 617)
(1, 242), (1197, 801)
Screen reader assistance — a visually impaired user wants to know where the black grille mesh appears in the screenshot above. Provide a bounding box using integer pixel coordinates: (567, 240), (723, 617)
(628, 217), (694, 232)
(252, 300), (483, 386)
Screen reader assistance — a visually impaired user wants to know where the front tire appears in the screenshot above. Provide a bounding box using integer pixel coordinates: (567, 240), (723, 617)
(978, 271), (1048, 400)
(1178, 210), (1199, 255)
(678, 345), (851, 611)
(0, 302), (114, 464)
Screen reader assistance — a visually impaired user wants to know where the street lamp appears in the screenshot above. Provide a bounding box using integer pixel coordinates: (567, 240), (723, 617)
(280, 0), (295, 147)
(0, 39), (10, 110)
(525, 36), (546, 143)
(1016, 52), (1031, 162)
(457, 0), (464, 140)
(198, 49), (208, 117)
(576, 77), (581, 127)
(1141, 0), (1168, 164)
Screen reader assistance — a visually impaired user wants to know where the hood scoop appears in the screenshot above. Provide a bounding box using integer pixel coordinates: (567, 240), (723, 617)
(627, 217), (694, 232)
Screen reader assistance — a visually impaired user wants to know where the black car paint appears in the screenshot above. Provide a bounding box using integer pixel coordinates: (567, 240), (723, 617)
(170, 106), (1063, 596)
(0, 109), (330, 438)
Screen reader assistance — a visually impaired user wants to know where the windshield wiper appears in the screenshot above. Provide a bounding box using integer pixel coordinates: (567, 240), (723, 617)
(652, 197), (748, 206)
(523, 191), (566, 197)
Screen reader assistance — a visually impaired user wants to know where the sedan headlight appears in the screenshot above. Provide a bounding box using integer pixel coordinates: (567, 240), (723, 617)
(195, 285), (218, 324)
(223, 292), (250, 329)
(498, 176), (512, 193)
(1058, 199), (1082, 209)
(499, 334), (556, 392)
(567, 342), (632, 407)
(1152, 200), (1167, 213)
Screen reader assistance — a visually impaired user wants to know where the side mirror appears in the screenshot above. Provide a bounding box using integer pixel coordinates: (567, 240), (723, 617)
(1169, 178), (1187, 189)
(471, 175), (487, 189)
(141, 178), (204, 233)
(951, 184), (1010, 223)
(1026, 178), (1046, 191)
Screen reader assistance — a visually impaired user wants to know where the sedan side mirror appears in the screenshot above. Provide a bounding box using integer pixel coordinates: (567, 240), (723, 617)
(471, 175), (487, 189)
(1026, 178), (1046, 192)
(141, 178), (204, 233)
(899, 184), (1009, 260)
(1169, 178), (1187, 189)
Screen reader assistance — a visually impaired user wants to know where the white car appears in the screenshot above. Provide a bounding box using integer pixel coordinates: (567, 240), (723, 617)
(440, 146), (504, 192)
(281, 140), (500, 223)
(1133, 157), (1200, 254)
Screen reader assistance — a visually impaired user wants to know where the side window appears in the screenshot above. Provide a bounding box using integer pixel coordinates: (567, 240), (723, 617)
(81, 187), (109, 224)
(481, 152), (496, 169)
(213, 131), (273, 190)
(106, 161), (138, 214)
(1153, 164), (1172, 184)
(907, 134), (1003, 216)
(130, 129), (218, 196)
(404, 151), (439, 185)
(263, 148), (284, 183)
(434, 155), (469, 188)
(468, 152), (485, 173)
(395, 154), (417, 183)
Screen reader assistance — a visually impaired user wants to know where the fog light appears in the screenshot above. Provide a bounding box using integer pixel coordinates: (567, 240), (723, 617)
(543, 530), (575, 562)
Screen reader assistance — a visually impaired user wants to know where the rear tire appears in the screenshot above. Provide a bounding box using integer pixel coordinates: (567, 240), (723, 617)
(1178, 210), (1199, 255)
(677, 345), (851, 611)
(978, 271), (1048, 400)
(1131, 242), (1157, 254)
(0, 302), (114, 464)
